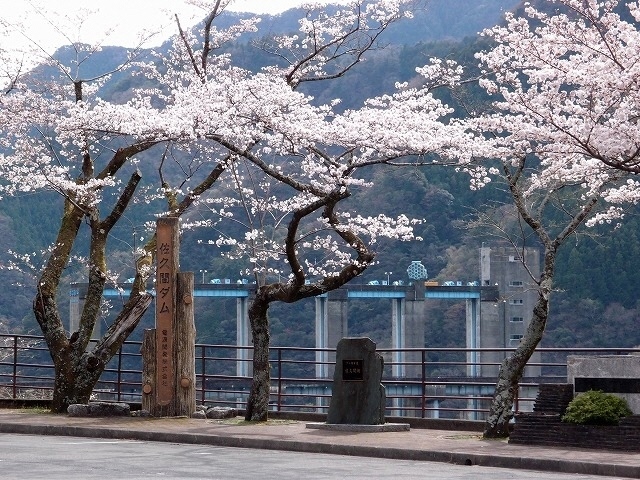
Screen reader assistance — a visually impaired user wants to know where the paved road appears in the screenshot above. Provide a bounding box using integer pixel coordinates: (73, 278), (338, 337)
(0, 434), (626, 480)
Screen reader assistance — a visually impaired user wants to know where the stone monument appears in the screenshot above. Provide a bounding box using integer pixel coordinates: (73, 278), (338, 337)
(306, 337), (409, 431)
(327, 337), (386, 425)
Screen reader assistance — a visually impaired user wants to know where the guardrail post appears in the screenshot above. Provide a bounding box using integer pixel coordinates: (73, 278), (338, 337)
(12, 336), (18, 399)
(277, 349), (283, 412)
(116, 345), (123, 402)
(200, 345), (206, 405)
(421, 349), (426, 418)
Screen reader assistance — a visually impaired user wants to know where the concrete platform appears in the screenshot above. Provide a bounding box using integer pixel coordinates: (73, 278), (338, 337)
(0, 409), (638, 478)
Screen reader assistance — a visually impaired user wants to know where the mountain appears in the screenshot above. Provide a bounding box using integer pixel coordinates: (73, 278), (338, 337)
(387, 0), (521, 42)
(3, 0), (640, 351)
(209, 0), (521, 44)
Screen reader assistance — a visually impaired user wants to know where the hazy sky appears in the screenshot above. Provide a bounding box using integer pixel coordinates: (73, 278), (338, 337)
(3, 1), (353, 53)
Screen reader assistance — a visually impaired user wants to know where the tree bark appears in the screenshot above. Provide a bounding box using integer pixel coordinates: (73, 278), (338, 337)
(244, 291), (271, 421)
(48, 292), (153, 412)
(482, 157), (599, 438)
(483, 249), (555, 438)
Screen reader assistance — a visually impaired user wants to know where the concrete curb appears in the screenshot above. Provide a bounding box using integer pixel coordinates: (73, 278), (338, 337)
(0, 421), (638, 478)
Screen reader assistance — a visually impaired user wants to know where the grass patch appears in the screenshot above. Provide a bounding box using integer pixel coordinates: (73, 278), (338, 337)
(19, 407), (51, 414)
(208, 417), (299, 426)
(444, 434), (484, 440)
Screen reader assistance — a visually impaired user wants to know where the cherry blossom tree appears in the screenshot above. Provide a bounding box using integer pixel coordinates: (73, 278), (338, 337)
(458, 0), (640, 437)
(0, 8), (167, 411)
(155, 0), (466, 421)
(0, 0), (468, 417)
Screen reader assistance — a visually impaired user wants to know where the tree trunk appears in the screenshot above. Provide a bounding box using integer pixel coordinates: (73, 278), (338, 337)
(51, 352), (81, 412)
(51, 353), (108, 411)
(482, 353), (527, 438)
(32, 138), (149, 412)
(483, 250), (555, 438)
(484, 157), (599, 438)
(48, 293), (153, 412)
(245, 291), (271, 422)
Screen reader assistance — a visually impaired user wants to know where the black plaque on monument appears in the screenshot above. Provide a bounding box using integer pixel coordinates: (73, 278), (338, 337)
(342, 359), (364, 381)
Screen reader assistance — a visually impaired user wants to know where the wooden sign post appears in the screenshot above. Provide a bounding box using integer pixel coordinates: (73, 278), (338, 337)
(156, 217), (177, 405)
(142, 217), (196, 417)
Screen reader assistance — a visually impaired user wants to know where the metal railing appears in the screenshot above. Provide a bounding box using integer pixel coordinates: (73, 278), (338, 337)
(0, 334), (637, 420)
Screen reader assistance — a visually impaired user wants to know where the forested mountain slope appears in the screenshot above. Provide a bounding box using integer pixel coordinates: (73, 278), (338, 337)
(1, 0), (638, 350)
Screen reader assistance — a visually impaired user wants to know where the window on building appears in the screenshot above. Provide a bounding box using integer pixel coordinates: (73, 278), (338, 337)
(511, 316), (524, 322)
(509, 334), (524, 344)
(509, 299), (524, 305)
(509, 281), (524, 287)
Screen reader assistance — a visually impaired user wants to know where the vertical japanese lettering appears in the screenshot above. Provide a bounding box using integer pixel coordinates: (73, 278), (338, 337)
(155, 219), (178, 405)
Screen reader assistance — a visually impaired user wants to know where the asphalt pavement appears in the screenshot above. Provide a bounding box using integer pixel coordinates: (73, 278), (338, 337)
(0, 432), (625, 480)
(0, 409), (638, 478)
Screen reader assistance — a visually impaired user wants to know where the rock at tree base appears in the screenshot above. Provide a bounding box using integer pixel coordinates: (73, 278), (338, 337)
(205, 406), (238, 419)
(67, 401), (131, 417)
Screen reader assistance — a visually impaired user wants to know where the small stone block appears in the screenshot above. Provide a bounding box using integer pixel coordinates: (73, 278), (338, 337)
(67, 402), (130, 417)
(131, 409), (152, 418)
(205, 406), (238, 419)
(67, 404), (91, 417)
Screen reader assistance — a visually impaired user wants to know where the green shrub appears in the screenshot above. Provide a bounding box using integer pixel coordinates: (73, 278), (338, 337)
(562, 390), (632, 426)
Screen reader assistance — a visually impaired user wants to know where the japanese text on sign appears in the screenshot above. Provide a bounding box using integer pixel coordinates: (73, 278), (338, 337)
(155, 219), (176, 405)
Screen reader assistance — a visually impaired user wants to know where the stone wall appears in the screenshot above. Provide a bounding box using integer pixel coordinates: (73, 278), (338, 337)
(567, 355), (640, 413)
(509, 383), (640, 452)
(509, 413), (640, 452)
(531, 383), (574, 415)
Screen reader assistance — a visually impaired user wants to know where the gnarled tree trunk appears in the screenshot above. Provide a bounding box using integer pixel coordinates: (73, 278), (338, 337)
(243, 192), (376, 422)
(34, 171), (150, 413)
(483, 249), (555, 438)
(245, 290), (271, 421)
(46, 293), (153, 412)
